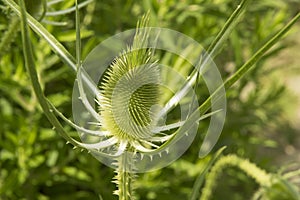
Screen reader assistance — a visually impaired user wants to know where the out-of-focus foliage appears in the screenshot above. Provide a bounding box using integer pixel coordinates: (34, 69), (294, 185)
(0, 0), (299, 199)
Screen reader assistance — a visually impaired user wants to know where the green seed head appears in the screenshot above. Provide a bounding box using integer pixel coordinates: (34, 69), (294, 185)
(99, 15), (160, 141)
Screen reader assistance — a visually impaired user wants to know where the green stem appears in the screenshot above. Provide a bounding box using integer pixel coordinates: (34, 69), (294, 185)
(75, 0), (81, 67)
(200, 154), (272, 200)
(206, 0), (251, 57)
(224, 12), (300, 89)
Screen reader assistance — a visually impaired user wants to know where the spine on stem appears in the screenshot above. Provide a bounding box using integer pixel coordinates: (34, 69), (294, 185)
(113, 153), (137, 200)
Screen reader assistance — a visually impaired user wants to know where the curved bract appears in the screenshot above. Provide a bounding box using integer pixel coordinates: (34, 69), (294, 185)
(72, 18), (227, 172)
(74, 15), (202, 168)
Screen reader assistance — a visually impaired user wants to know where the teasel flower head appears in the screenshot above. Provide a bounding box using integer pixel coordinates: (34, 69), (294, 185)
(99, 16), (160, 143)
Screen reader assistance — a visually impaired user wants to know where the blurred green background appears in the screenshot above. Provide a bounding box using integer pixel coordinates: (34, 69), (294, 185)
(0, 0), (300, 199)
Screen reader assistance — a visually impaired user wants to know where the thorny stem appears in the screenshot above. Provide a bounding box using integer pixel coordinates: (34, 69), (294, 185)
(113, 153), (136, 200)
(200, 154), (271, 200)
